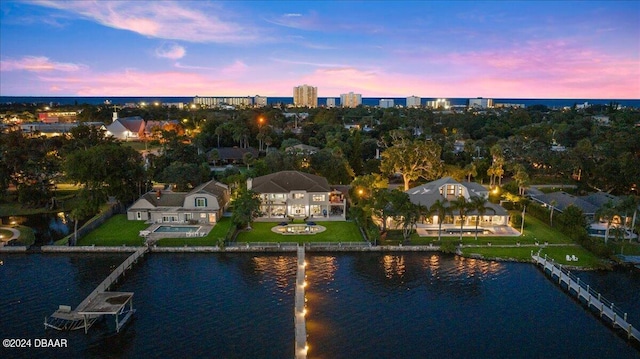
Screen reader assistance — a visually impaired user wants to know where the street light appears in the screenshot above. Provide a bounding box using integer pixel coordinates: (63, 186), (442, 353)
(257, 116), (265, 151)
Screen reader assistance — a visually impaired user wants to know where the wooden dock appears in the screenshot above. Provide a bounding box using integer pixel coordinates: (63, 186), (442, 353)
(45, 246), (148, 333)
(294, 245), (308, 359)
(532, 252), (640, 342)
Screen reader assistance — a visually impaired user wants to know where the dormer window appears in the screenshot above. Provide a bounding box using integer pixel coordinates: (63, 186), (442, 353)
(195, 197), (207, 207)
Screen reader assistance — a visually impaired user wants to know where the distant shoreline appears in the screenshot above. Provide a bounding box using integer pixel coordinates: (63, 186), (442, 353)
(2, 96), (639, 108)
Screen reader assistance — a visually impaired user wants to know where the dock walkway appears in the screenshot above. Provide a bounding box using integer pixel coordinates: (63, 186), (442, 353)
(294, 245), (307, 359)
(45, 246), (148, 333)
(532, 252), (639, 342)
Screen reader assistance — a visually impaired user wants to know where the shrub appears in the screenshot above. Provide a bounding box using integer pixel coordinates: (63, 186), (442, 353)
(440, 241), (457, 254)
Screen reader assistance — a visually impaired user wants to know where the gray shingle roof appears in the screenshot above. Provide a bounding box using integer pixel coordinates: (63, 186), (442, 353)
(251, 171), (330, 193)
(406, 177), (507, 215)
(531, 191), (599, 215)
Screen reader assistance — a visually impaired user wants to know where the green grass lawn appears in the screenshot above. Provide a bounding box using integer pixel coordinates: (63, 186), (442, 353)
(235, 221), (363, 244)
(607, 241), (640, 256)
(461, 246), (605, 269)
(156, 217), (233, 247)
(77, 214), (147, 246)
(387, 214), (574, 246)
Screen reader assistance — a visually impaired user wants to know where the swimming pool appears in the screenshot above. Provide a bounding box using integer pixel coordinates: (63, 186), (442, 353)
(154, 225), (201, 233)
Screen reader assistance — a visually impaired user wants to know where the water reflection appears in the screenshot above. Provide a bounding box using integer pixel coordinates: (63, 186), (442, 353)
(306, 253), (640, 359)
(252, 255), (298, 289)
(382, 254), (406, 279)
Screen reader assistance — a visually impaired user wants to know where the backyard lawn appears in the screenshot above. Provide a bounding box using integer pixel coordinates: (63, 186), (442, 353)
(77, 214), (147, 246)
(460, 245), (604, 269)
(381, 214), (574, 246)
(235, 221), (363, 244)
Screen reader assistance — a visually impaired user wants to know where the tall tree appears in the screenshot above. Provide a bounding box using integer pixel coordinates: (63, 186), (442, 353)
(428, 199), (449, 242)
(231, 189), (262, 229)
(380, 137), (443, 190)
(450, 196), (471, 242)
(65, 143), (144, 212)
(549, 199), (558, 227)
(469, 195), (495, 240)
(595, 201), (617, 244)
(618, 196), (639, 241)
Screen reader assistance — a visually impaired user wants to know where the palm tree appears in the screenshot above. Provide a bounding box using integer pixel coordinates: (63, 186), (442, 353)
(549, 199), (558, 227)
(451, 196), (471, 242)
(429, 199), (449, 242)
(469, 196), (495, 240)
(214, 125), (225, 148)
(520, 197), (531, 235)
(619, 196), (639, 241)
(464, 162), (477, 182)
(595, 200), (617, 244)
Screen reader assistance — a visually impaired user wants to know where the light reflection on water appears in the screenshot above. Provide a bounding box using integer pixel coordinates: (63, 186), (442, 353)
(1, 252), (639, 358)
(305, 252), (640, 359)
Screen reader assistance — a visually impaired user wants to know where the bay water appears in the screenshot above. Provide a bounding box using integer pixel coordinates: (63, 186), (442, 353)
(0, 252), (638, 358)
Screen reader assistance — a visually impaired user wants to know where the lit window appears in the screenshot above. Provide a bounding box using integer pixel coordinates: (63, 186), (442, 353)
(293, 193), (305, 199)
(312, 195), (325, 202)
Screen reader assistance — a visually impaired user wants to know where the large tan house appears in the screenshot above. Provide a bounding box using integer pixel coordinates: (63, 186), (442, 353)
(248, 171), (346, 220)
(127, 180), (230, 224)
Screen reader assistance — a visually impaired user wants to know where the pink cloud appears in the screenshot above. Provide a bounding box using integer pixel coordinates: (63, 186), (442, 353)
(0, 56), (84, 72)
(221, 60), (248, 75)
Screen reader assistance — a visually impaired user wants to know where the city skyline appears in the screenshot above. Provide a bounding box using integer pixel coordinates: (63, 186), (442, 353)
(0, 1), (638, 99)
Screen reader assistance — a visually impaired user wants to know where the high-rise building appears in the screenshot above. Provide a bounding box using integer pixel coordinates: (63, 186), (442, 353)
(254, 95), (267, 107)
(379, 99), (394, 108)
(193, 96), (253, 108)
(426, 98), (451, 109)
(406, 96), (421, 108)
(325, 98), (336, 108)
(468, 97), (493, 109)
(293, 85), (318, 108)
(340, 92), (362, 108)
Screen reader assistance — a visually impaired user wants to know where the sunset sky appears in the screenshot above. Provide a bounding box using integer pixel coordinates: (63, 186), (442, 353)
(1, 1), (638, 98)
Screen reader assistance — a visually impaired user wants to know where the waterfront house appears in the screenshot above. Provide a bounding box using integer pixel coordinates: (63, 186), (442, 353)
(527, 189), (638, 239)
(248, 170), (346, 220)
(127, 180), (230, 224)
(407, 177), (511, 234)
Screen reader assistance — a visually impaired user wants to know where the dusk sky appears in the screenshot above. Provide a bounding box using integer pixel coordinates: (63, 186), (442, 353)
(1, 1), (638, 98)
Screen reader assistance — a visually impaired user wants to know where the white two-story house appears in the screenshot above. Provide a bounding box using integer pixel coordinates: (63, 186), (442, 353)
(248, 171), (346, 220)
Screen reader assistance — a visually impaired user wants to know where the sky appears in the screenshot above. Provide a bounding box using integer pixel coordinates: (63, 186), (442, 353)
(0, 1), (638, 98)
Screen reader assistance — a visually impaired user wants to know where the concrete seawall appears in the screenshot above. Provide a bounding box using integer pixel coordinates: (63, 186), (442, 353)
(0, 246), (28, 252)
(20, 244), (443, 254)
(41, 245), (138, 253)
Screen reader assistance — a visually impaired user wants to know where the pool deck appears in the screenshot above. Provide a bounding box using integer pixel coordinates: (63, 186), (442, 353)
(141, 224), (214, 244)
(415, 225), (520, 237)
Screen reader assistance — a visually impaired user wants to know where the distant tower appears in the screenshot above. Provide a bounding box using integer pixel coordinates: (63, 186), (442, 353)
(112, 105), (120, 121)
(293, 84), (318, 108)
(340, 92), (362, 108)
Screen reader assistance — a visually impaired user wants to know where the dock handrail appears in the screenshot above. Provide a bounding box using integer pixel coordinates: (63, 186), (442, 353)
(532, 251), (639, 342)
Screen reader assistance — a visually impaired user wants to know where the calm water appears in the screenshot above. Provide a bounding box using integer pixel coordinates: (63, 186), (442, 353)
(2, 96), (639, 108)
(0, 252), (638, 358)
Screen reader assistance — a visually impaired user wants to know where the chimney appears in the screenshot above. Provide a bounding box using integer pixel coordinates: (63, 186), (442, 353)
(247, 178), (253, 190)
(156, 190), (161, 200)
